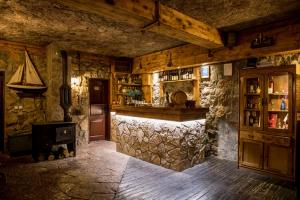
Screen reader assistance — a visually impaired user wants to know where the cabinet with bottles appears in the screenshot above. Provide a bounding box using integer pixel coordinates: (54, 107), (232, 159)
(239, 66), (297, 181)
(240, 75), (263, 130)
(112, 73), (143, 105)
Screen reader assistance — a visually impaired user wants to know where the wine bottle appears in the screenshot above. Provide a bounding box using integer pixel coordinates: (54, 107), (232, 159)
(249, 112), (254, 126)
(253, 112), (259, 127)
(268, 77), (274, 94)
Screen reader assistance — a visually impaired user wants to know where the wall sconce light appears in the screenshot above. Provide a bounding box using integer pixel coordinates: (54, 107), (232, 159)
(71, 76), (80, 86)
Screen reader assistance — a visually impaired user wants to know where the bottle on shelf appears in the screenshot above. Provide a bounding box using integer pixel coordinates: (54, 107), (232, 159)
(253, 112), (259, 127)
(283, 114), (288, 129)
(280, 97), (286, 110)
(247, 98), (253, 109)
(277, 118), (282, 129)
(249, 84), (254, 93)
(249, 112), (254, 126)
(245, 111), (250, 126)
(256, 85), (261, 94)
(268, 76), (274, 94)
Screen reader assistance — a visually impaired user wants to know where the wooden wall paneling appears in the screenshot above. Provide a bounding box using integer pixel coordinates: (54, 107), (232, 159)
(141, 74), (152, 103)
(193, 67), (200, 106)
(133, 22), (300, 74)
(0, 40), (45, 55)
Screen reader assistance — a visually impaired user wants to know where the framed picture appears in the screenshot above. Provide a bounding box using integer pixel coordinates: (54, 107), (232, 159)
(201, 65), (210, 78)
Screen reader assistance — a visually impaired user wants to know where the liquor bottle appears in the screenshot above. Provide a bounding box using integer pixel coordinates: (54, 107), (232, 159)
(253, 112), (259, 127)
(249, 84), (254, 93)
(256, 86), (261, 94)
(268, 77), (274, 94)
(247, 98), (253, 109)
(245, 111), (250, 126)
(249, 112), (254, 126)
(280, 98), (286, 110)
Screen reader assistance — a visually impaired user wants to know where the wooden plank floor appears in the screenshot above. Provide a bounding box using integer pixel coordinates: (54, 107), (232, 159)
(115, 157), (296, 200)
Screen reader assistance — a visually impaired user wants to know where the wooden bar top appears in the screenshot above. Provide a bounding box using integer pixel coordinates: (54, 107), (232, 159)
(111, 106), (208, 121)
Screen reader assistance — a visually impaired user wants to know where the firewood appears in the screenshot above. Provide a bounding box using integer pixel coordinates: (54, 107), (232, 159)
(69, 151), (75, 157)
(63, 149), (70, 158)
(48, 154), (55, 161)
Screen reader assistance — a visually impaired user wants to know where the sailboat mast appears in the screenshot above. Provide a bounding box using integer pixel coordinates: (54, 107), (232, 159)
(22, 58), (26, 85)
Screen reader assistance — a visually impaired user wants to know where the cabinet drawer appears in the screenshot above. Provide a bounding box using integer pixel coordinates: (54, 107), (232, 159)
(261, 135), (290, 147)
(56, 127), (74, 143)
(240, 131), (257, 140)
(240, 131), (290, 147)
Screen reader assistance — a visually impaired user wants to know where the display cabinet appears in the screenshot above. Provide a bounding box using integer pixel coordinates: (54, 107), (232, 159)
(239, 65), (297, 181)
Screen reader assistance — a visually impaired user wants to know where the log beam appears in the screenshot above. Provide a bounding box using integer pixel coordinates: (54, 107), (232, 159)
(57, 0), (223, 48)
(133, 21), (300, 73)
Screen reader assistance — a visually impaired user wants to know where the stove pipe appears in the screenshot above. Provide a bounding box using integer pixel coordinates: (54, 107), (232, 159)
(59, 50), (72, 122)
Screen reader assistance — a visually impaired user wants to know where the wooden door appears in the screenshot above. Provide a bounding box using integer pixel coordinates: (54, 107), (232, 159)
(0, 72), (4, 151)
(264, 144), (294, 177)
(89, 79), (109, 141)
(239, 139), (263, 169)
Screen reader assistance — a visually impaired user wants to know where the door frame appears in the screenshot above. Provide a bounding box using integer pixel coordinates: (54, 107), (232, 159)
(88, 78), (111, 142)
(0, 71), (4, 151)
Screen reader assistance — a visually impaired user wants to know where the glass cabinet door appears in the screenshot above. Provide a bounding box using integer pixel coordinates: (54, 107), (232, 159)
(265, 72), (293, 133)
(240, 75), (264, 130)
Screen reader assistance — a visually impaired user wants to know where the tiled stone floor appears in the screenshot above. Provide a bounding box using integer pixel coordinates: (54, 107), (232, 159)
(0, 141), (297, 200)
(0, 141), (129, 200)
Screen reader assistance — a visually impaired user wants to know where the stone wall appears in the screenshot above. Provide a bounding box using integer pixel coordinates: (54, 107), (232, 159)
(70, 53), (111, 145)
(200, 63), (240, 161)
(152, 73), (160, 105)
(0, 48), (47, 145)
(164, 81), (194, 100)
(113, 114), (207, 171)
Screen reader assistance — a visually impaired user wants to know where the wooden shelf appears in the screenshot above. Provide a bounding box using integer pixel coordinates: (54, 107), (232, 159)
(160, 79), (197, 83)
(117, 83), (142, 86)
(244, 109), (260, 111)
(268, 93), (288, 96)
(116, 93), (129, 96)
(268, 110), (288, 112)
(244, 93), (261, 96)
(267, 127), (288, 130)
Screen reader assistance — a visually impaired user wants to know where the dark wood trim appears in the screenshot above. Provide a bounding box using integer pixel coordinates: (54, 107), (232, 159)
(88, 78), (110, 142)
(0, 71), (4, 152)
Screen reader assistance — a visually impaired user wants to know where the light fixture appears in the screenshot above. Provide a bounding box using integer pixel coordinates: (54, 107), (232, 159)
(71, 76), (80, 86)
(167, 52), (173, 67)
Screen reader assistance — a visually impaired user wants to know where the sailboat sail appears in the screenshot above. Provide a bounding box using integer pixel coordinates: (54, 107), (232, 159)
(24, 51), (44, 86)
(7, 64), (24, 85)
(7, 50), (47, 91)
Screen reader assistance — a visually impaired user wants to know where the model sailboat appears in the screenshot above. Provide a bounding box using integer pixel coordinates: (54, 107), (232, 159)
(7, 50), (47, 94)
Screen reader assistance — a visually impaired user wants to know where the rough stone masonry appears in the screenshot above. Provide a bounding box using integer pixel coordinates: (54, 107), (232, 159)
(112, 115), (207, 171)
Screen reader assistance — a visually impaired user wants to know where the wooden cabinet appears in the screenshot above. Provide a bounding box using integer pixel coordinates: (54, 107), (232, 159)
(239, 66), (297, 181)
(264, 144), (294, 176)
(239, 139), (263, 168)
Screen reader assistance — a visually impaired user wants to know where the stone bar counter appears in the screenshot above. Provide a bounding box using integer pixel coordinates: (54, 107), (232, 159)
(111, 106), (208, 171)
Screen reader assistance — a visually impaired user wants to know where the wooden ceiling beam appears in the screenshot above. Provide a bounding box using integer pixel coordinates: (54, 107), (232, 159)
(57, 0), (223, 49)
(133, 21), (300, 73)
